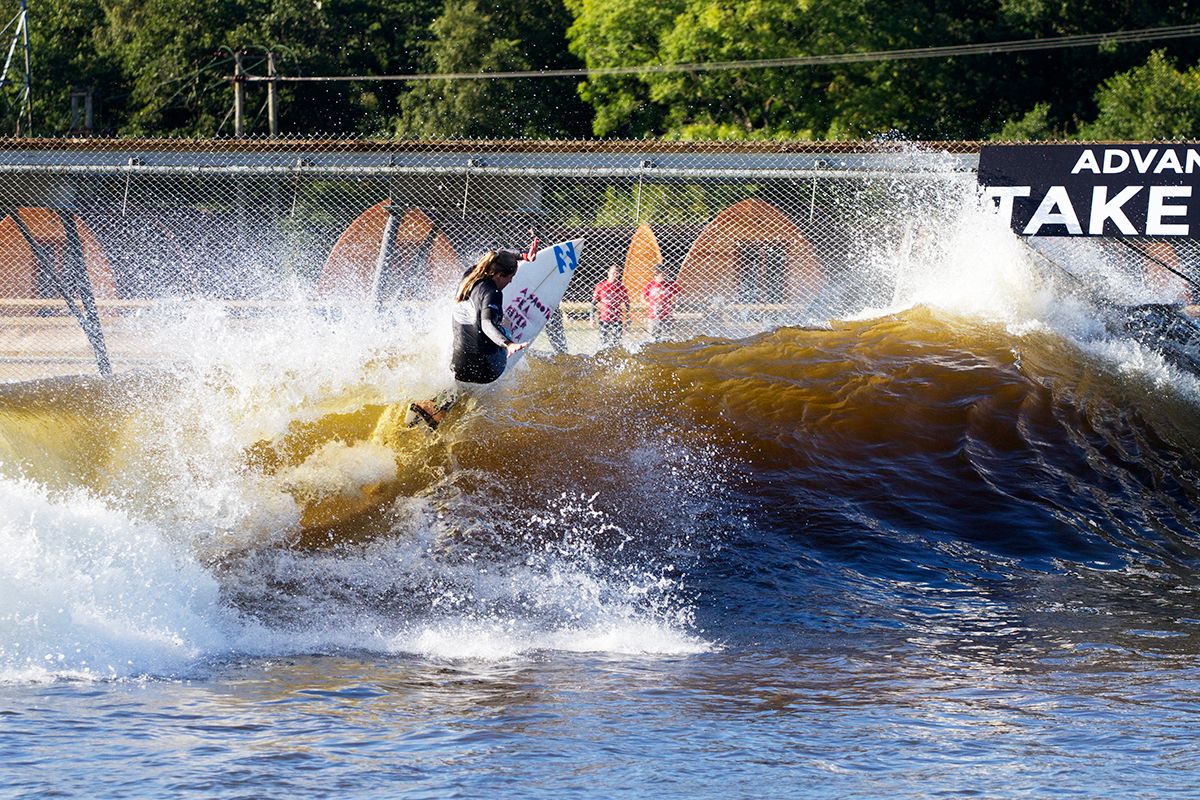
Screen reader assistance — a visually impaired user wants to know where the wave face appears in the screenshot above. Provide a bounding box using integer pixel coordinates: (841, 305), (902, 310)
(3, 186), (1200, 688)
(3, 299), (1200, 681)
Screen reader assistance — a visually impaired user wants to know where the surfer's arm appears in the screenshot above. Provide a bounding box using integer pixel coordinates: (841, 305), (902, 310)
(480, 293), (528, 355)
(481, 300), (512, 347)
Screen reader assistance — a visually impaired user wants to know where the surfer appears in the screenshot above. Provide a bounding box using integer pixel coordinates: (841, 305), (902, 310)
(408, 249), (530, 429)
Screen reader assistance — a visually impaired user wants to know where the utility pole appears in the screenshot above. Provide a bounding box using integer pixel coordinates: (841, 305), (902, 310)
(267, 51), (278, 138)
(19, 0), (29, 134)
(1, 0), (32, 135)
(233, 50), (244, 138)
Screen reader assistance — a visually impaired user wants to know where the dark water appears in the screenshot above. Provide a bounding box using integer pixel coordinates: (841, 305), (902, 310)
(3, 308), (1200, 798)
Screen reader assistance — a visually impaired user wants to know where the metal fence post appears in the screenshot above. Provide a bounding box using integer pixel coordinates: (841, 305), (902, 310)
(463, 158), (482, 219)
(267, 52), (278, 138)
(234, 51), (245, 139)
(121, 157), (141, 216)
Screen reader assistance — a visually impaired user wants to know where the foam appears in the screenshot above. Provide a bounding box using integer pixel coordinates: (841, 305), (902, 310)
(0, 476), (231, 682)
(858, 176), (1200, 399)
(0, 289), (715, 682)
(404, 618), (709, 660)
(277, 440), (399, 502)
(217, 499), (713, 664)
(0, 448), (711, 682)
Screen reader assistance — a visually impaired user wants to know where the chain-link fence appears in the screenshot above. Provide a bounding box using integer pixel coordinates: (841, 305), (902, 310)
(0, 137), (1197, 381)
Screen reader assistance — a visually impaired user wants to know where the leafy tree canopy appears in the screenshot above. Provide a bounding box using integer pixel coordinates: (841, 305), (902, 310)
(1080, 50), (1200, 140)
(3, 0), (1200, 139)
(394, 0), (590, 138)
(565, 0), (1200, 139)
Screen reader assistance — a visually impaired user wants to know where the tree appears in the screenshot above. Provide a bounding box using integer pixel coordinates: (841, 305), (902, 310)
(259, 0), (444, 135)
(395, 0), (591, 138)
(564, 0), (1200, 140)
(991, 103), (1062, 141)
(1079, 50), (1200, 140)
(651, 0), (816, 138)
(3, 0), (122, 135)
(9, 0), (1200, 139)
(563, 0), (684, 137)
(97, 0), (256, 135)
(4, 0), (444, 136)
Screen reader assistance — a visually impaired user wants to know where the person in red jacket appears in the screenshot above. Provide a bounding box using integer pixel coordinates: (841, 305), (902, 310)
(591, 265), (630, 348)
(642, 263), (681, 341)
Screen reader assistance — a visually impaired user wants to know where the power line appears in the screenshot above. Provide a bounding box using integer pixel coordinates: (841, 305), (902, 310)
(156, 55), (236, 91)
(244, 23), (1200, 83)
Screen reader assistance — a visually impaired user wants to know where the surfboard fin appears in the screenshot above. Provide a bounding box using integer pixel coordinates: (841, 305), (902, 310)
(405, 402), (441, 431)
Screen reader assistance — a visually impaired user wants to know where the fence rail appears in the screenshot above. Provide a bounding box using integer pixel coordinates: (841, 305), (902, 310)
(0, 137), (1196, 381)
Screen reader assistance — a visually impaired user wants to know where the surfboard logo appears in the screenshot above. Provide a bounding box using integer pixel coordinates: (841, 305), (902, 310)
(505, 287), (551, 339)
(554, 242), (578, 274)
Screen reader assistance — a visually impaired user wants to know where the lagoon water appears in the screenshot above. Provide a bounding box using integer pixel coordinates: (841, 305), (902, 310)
(3, 221), (1200, 797)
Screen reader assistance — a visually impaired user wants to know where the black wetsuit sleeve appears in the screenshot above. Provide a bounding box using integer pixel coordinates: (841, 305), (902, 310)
(480, 285), (511, 347)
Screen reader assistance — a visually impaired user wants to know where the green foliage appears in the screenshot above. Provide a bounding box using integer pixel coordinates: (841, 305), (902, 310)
(999, 51), (1200, 141)
(394, 0), (590, 138)
(11, 0), (121, 134)
(991, 102), (1060, 141)
(542, 178), (755, 227)
(1079, 50), (1200, 140)
(5, 0), (444, 135)
(98, 0), (246, 134)
(652, 1), (815, 137)
(554, 181), (753, 226)
(565, 0), (1200, 140)
(94, 0), (443, 135)
(563, 0), (685, 137)
(4, 0), (1200, 139)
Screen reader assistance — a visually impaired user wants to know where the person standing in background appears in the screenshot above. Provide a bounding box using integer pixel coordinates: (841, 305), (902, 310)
(643, 263), (681, 341)
(591, 265), (630, 348)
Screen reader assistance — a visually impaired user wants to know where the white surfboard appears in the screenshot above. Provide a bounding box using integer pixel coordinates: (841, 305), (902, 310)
(501, 238), (584, 371)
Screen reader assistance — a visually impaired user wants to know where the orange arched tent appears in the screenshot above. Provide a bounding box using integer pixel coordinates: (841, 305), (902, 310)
(0, 207), (117, 301)
(677, 198), (822, 307)
(622, 222), (663, 302)
(317, 203), (461, 300)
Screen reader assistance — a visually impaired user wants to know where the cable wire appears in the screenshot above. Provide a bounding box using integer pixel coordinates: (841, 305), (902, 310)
(244, 23), (1200, 83)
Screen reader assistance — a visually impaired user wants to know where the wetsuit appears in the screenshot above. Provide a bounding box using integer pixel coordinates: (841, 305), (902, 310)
(451, 276), (513, 384)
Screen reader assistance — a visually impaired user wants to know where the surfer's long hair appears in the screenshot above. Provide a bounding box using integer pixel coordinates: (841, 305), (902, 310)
(456, 250), (521, 302)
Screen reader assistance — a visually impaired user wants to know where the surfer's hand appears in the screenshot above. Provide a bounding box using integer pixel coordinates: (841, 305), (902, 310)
(506, 341), (530, 356)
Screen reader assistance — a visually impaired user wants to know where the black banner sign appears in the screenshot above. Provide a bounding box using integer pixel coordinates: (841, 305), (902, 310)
(978, 144), (1200, 237)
